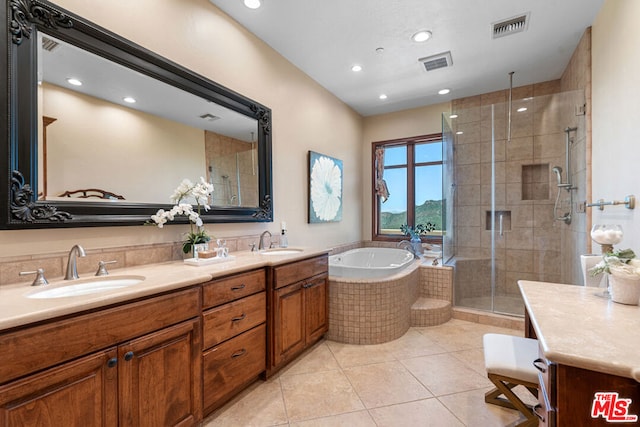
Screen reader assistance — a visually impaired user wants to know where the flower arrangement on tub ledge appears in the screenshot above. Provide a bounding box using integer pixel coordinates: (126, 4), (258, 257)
(400, 223), (435, 256)
(590, 248), (640, 305)
(150, 177), (214, 257)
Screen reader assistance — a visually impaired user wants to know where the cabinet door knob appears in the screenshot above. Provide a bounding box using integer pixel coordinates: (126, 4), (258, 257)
(124, 351), (134, 361)
(231, 284), (245, 291)
(533, 358), (547, 373)
(231, 349), (247, 359)
(231, 313), (247, 322)
(107, 357), (118, 368)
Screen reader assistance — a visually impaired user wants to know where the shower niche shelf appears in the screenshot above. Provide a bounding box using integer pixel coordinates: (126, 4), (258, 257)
(486, 211), (511, 232)
(522, 164), (549, 200)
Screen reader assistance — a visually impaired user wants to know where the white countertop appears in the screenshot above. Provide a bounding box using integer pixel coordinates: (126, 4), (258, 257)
(0, 247), (328, 332)
(519, 280), (640, 382)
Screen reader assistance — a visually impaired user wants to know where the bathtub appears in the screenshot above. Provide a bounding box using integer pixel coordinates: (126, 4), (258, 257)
(328, 247), (415, 279)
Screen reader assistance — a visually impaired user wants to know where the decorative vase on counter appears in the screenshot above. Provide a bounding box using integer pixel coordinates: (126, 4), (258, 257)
(609, 274), (640, 305)
(410, 236), (423, 257)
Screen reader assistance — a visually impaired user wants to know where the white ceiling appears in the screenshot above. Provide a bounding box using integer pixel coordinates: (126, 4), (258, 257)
(209, 0), (604, 116)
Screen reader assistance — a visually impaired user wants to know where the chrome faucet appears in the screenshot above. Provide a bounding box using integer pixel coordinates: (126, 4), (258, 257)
(65, 244), (86, 280)
(397, 240), (419, 259)
(258, 230), (272, 250)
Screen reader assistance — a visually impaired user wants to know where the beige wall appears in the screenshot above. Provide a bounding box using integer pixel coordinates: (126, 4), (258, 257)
(361, 103), (450, 239)
(0, 0), (363, 258)
(592, 0), (640, 250)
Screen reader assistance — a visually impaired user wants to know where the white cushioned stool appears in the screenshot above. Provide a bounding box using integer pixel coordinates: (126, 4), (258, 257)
(483, 333), (539, 427)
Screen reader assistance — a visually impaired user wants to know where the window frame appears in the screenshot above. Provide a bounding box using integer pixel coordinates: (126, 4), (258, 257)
(371, 133), (443, 243)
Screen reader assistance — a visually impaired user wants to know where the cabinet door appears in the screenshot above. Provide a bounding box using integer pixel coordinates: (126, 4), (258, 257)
(0, 349), (117, 427)
(304, 274), (328, 345)
(118, 319), (202, 427)
(272, 282), (305, 367)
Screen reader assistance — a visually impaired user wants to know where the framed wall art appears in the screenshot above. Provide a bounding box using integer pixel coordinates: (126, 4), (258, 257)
(308, 151), (343, 223)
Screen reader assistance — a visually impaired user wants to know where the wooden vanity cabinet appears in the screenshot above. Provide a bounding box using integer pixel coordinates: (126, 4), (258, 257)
(0, 288), (202, 427)
(268, 255), (328, 375)
(201, 269), (267, 415)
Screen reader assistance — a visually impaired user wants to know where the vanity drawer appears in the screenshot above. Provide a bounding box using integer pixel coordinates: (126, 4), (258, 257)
(202, 292), (266, 349)
(273, 255), (328, 289)
(533, 350), (556, 426)
(202, 324), (266, 414)
(203, 269), (265, 308)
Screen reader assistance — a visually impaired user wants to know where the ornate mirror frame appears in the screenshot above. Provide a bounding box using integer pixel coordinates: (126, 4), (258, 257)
(0, 0), (273, 229)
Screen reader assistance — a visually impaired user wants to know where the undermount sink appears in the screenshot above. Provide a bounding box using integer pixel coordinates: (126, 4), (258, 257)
(260, 248), (303, 256)
(26, 275), (145, 299)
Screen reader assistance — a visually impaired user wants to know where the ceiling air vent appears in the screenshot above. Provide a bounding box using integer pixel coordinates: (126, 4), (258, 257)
(418, 51), (453, 72)
(199, 113), (220, 122)
(492, 13), (529, 39)
(41, 36), (59, 52)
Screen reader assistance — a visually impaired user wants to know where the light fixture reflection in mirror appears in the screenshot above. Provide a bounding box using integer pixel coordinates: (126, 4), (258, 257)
(38, 32), (260, 207)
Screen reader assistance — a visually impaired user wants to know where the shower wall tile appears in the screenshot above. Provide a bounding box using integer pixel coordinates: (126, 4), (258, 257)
(456, 226), (481, 248)
(480, 90), (507, 105)
(506, 249), (534, 274)
(480, 161), (505, 184)
(504, 161), (524, 184)
(533, 80), (561, 97)
(480, 140), (506, 163)
(505, 228), (534, 251)
(509, 109), (534, 139)
(534, 133), (565, 160)
(511, 205), (534, 228)
(456, 184), (481, 206)
(481, 230), (506, 250)
(456, 164), (481, 185)
(455, 143), (481, 165)
(480, 183), (506, 206)
(505, 183), (524, 205)
(456, 206), (481, 227)
(454, 121), (481, 144)
(506, 136), (534, 161)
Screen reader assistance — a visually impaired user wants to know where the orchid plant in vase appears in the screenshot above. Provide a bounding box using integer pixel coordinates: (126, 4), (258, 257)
(150, 177), (214, 256)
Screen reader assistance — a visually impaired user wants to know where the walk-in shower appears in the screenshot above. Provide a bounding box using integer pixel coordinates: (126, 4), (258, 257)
(443, 88), (587, 317)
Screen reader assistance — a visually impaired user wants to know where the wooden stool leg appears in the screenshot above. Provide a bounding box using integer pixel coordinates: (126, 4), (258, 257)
(486, 373), (538, 427)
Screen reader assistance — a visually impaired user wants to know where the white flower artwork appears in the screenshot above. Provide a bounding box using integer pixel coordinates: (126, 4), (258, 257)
(308, 151), (343, 223)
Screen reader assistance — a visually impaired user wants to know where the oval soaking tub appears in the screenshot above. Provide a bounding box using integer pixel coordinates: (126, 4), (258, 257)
(328, 247), (415, 279)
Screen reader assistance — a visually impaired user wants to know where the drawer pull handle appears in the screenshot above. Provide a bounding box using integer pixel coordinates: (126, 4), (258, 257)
(533, 404), (545, 422)
(107, 357), (118, 368)
(232, 313), (247, 322)
(231, 284), (246, 291)
(533, 358), (547, 373)
(124, 351), (134, 361)
(231, 349), (247, 358)
(302, 282), (312, 289)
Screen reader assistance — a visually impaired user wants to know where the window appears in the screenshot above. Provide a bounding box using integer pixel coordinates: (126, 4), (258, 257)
(372, 134), (443, 242)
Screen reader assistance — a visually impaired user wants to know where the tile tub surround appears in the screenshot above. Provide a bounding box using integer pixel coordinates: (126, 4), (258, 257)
(327, 260), (455, 344)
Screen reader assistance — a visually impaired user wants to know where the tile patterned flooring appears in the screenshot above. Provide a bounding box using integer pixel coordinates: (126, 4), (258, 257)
(203, 319), (533, 426)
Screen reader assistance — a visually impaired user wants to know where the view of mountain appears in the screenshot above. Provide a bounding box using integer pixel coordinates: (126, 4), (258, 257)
(380, 199), (443, 231)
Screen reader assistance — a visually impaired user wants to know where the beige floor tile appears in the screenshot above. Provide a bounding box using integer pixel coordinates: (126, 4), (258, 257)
(437, 387), (525, 427)
(402, 353), (492, 396)
(202, 378), (287, 427)
(280, 370), (365, 421)
(450, 348), (487, 376)
(280, 341), (341, 377)
(368, 398), (464, 427)
(344, 361), (433, 408)
(325, 340), (396, 368)
(377, 329), (449, 359)
(289, 410), (377, 427)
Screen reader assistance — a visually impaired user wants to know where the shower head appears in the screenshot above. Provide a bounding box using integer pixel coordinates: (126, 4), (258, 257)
(552, 166), (563, 186)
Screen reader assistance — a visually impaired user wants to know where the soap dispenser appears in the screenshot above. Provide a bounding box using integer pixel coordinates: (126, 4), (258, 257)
(280, 221), (288, 248)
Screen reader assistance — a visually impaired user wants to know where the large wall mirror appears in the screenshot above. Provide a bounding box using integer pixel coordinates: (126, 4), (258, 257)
(1, 0), (273, 229)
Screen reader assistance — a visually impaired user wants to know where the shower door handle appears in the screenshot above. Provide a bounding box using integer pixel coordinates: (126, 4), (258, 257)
(499, 214), (504, 237)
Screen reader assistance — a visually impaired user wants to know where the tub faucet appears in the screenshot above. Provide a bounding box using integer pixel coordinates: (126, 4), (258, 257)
(397, 240), (419, 259)
(258, 230), (272, 250)
(65, 244), (86, 280)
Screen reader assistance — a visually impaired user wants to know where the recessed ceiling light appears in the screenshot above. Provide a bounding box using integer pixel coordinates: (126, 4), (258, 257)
(67, 78), (82, 86)
(351, 65), (362, 72)
(456, 131), (464, 135)
(379, 94), (388, 100)
(517, 107), (528, 112)
(449, 114), (458, 119)
(412, 30), (432, 43)
(123, 97), (136, 104)
(438, 88), (450, 95)
(375, 47), (385, 54)
(244, 0), (261, 9)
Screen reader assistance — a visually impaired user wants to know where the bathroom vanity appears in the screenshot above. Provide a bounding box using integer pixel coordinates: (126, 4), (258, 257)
(519, 280), (640, 426)
(0, 249), (328, 426)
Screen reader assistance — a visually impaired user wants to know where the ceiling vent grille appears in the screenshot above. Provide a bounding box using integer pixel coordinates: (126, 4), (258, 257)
(418, 51), (453, 72)
(492, 13), (529, 38)
(199, 113), (220, 122)
(41, 36), (59, 52)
